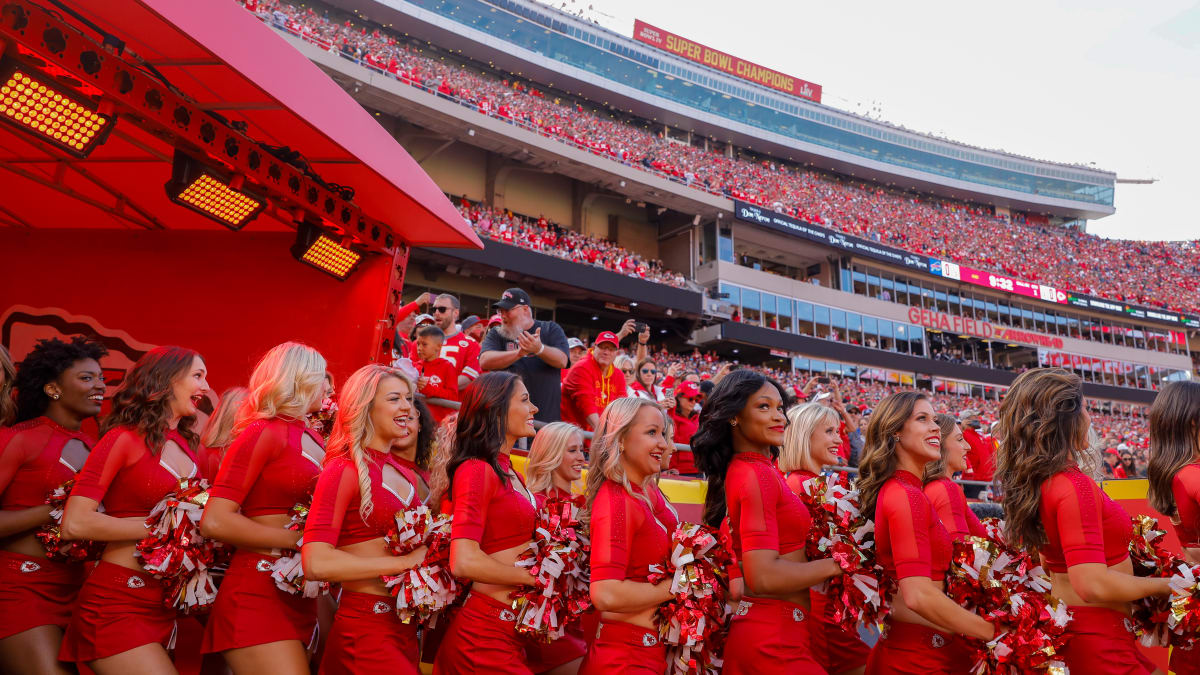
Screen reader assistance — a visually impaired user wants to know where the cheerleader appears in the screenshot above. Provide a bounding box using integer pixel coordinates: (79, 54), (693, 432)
(994, 368), (1169, 674)
(199, 343), (328, 672)
(778, 402), (869, 675)
(1146, 380), (1200, 675)
(921, 414), (986, 540)
(0, 344), (14, 427)
(0, 337), (107, 674)
(390, 395), (436, 503)
(59, 346), (209, 674)
(693, 371), (838, 675)
(524, 421), (588, 675)
(196, 387), (248, 480)
(581, 397), (678, 674)
(434, 371), (539, 674)
(856, 392), (993, 675)
(301, 365), (431, 674)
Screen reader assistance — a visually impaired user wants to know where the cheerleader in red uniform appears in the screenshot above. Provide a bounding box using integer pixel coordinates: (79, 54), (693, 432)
(524, 421), (588, 674)
(58, 346), (210, 674)
(1147, 381), (1200, 674)
(301, 365), (431, 674)
(434, 371), (539, 674)
(856, 392), (994, 675)
(921, 414), (986, 540)
(994, 368), (1170, 675)
(692, 371), (839, 675)
(0, 337), (107, 674)
(0, 345), (15, 428)
(196, 387), (248, 480)
(778, 402), (869, 675)
(198, 343), (328, 673)
(390, 393), (436, 504)
(581, 397), (679, 674)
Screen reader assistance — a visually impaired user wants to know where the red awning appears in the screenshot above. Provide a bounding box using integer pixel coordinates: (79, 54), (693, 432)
(0, 0), (480, 249)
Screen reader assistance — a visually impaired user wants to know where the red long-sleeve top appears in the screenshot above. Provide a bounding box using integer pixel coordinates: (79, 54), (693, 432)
(560, 353), (625, 431)
(923, 477), (986, 541)
(874, 470), (952, 581)
(726, 452), (810, 564)
(0, 417), (94, 512)
(449, 454), (535, 554)
(415, 357), (459, 423)
(1172, 464), (1200, 548)
(71, 426), (199, 518)
(305, 450), (419, 547)
(962, 428), (996, 482)
(208, 417), (323, 517)
(1039, 466), (1132, 573)
(589, 480), (677, 582)
(668, 408), (699, 474)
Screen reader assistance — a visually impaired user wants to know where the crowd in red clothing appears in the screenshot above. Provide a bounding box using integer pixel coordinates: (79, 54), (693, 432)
(244, 0), (1200, 315)
(458, 201), (690, 288)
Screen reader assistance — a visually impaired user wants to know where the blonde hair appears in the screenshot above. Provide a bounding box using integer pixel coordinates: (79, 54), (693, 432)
(526, 422), (585, 494)
(236, 342), (327, 431)
(584, 397), (673, 525)
(326, 364), (413, 521)
(0, 345), (15, 427)
(427, 411), (458, 511)
(200, 387), (249, 450)
(779, 402), (840, 474)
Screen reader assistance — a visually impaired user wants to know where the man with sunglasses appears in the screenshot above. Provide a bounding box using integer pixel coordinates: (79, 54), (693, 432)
(431, 293), (480, 390)
(479, 287), (569, 424)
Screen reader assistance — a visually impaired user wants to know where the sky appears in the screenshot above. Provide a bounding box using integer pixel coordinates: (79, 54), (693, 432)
(549, 0), (1200, 242)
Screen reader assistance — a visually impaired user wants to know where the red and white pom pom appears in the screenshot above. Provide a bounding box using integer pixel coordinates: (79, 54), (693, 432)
(1126, 515), (1200, 650)
(383, 509), (463, 626)
(36, 479), (105, 562)
(135, 478), (221, 613)
(511, 495), (591, 642)
(270, 500), (329, 597)
(1166, 561), (1200, 650)
(653, 522), (732, 675)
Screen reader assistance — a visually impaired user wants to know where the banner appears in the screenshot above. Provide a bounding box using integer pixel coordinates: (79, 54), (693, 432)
(633, 20), (821, 103)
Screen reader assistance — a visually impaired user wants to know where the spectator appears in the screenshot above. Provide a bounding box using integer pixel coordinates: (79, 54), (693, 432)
(461, 315), (486, 343)
(560, 331), (625, 431)
(630, 358), (676, 406)
(845, 404), (866, 466)
(413, 325), (459, 423)
(959, 410), (996, 483)
(479, 287), (569, 423)
(566, 337), (586, 367)
(667, 381), (702, 476)
(431, 293), (481, 390)
(614, 354), (637, 396)
(392, 292), (431, 363)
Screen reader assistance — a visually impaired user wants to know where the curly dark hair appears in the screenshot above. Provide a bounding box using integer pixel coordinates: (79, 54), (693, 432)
(14, 337), (109, 423)
(411, 397), (436, 471)
(101, 346), (203, 454)
(692, 369), (788, 529)
(446, 371), (520, 495)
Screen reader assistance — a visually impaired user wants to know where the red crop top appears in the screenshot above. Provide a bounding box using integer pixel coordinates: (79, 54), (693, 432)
(726, 451), (810, 559)
(0, 417), (94, 511)
(589, 480), (676, 582)
(1040, 466), (1132, 573)
(535, 485), (574, 509)
(875, 470), (952, 581)
(71, 426), (198, 518)
(208, 418), (323, 517)
(304, 450), (419, 547)
(1173, 464), (1200, 548)
(923, 477), (986, 541)
(449, 454), (536, 554)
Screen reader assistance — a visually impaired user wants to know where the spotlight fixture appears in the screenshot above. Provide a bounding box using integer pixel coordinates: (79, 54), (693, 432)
(165, 151), (266, 230)
(291, 219), (363, 280)
(0, 62), (114, 157)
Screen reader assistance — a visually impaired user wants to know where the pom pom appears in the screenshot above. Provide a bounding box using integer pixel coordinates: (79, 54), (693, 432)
(135, 478), (221, 614)
(270, 500), (329, 598)
(510, 495), (591, 643)
(36, 479), (105, 562)
(1127, 515), (1194, 648)
(382, 507), (463, 626)
(650, 522), (732, 675)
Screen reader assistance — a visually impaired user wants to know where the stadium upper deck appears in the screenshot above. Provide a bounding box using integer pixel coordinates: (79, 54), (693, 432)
(325, 0), (1117, 218)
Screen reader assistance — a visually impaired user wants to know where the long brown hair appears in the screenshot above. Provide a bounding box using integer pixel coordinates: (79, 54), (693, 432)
(446, 371), (521, 495)
(994, 368), (1089, 551)
(102, 346), (203, 453)
(922, 413), (960, 484)
(1147, 381), (1200, 517)
(857, 392), (928, 520)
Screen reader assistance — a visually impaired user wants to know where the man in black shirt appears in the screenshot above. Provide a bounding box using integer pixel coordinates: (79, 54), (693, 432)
(479, 287), (569, 423)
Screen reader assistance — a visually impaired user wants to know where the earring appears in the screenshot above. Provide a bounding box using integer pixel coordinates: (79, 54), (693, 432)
(730, 420), (738, 427)
(51, 393), (61, 401)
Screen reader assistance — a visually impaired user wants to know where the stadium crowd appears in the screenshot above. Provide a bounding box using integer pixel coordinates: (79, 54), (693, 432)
(243, 0), (1200, 315)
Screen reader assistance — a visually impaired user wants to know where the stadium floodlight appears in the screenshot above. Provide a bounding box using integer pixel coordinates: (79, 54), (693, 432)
(291, 218), (363, 280)
(0, 60), (114, 157)
(165, 151), (266, 230)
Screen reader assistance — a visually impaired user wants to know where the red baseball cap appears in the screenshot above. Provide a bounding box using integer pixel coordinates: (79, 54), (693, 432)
(487, 313), (502, 326)
(595, 331), (619, 347)
(676, 381), (700, 399)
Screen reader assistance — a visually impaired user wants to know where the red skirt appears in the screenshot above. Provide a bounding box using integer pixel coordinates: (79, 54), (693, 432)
(320, 591), (419, 674)
(433, 593), (532, 674)
(59, 561), (176, 663)
(1171, 642), (1200, 675)
(0, 550), (87, 640)
(524, 622), (587, 672)
(723, 597), (826, 674)
(865, 620), (970, 675)
(578, 619), (665, 674)
(201, 550), (317, 653)
(1058, 606), (1156, 675)
(810, 589), (870, 673)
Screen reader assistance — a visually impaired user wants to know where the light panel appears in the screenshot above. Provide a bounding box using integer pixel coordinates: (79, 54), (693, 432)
(299, 233), (362, 279)
(175, 173), (263, 228)
(0, 68), (112, 157)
